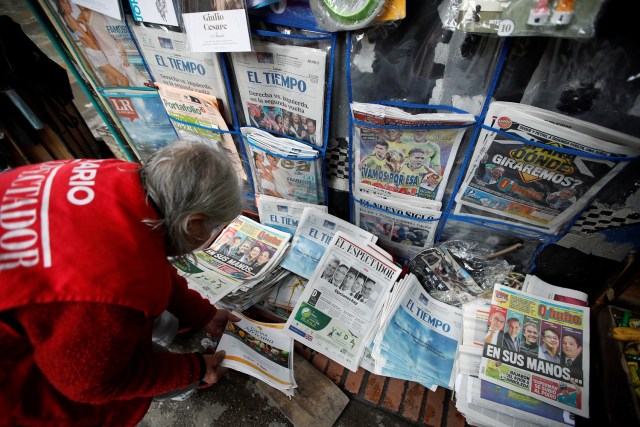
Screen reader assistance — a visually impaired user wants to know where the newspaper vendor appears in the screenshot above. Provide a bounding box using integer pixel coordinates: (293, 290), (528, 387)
(0, 141), (242, 426)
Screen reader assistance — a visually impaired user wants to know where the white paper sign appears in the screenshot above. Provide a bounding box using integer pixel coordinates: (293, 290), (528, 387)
(71, 0), (122, 20)
(129, 0), (180, 27)
(183, 10), (252, 53)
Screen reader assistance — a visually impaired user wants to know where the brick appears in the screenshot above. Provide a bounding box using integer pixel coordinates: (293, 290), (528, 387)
(382, 378), (405, 413)
(326, 361), (344, 385)
(424, 387), (445, 427)
(446, 396), (466, 427)
(344, 368), (366, 395)
(294, 342), (313, 362)
(364, 373), (386, 405)
(311, 353), (329, 373)
(401, 382), (425, 422)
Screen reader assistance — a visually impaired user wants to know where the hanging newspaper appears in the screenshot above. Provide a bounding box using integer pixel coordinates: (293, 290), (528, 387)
(372, 274), (463, 389)
(280, 208), (377, 279)
(455, 102), (640, 232)
(196, 215), (290, 280)
(156, 83), (245, 180)
(242, 128), (325, 205)
(354, 193), (441, 261)
(284, 232), (402, 371)
(232, 41), (327, 146)
(352, 102), (475, 202)
(172, 258), (243, 305)
(218, 311), (296, 396)
(479, 285), (590, 417)
(128, 19), (232, 122)
(256, 194), (327, 235)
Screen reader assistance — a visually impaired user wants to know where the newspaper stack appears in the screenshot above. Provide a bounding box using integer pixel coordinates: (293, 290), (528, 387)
(175, 216), (291, 309)
(218, 311), (296, 396)
(280, 207), (377, 279)
(242, 128), (325, 205)
(284, 231), (402, 371)
(256, 194), (328, 235)
(352, 102), (475, 260)
(371, 274), (463, 390)
(455, 102), (640, 233)
(454, 276), (589, 425)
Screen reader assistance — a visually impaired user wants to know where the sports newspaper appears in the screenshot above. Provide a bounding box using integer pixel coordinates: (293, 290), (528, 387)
(479, 285), (589, 417)
(232, 41), (327, 146)
(284, 232), (402, 371)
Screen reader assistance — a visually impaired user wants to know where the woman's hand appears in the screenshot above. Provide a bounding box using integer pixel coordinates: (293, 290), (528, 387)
(203, 310), (240, 337)
(199, 351), (228, 387)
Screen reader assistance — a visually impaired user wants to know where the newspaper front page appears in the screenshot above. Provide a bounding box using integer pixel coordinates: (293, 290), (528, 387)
(281, 208), (377, 279)
(197, 216), (290, 280)
(373, 274), (463, 389)
(479, 285), (590, 417)
(218, 311), (296, 396)
(284, 232), (402, 371)
(456, 102), (640, 232)
(256, 195), (327, 235)
(172, 258), (243, 305)
(129, 19), (232, 122)
(232, 41), (327, 146)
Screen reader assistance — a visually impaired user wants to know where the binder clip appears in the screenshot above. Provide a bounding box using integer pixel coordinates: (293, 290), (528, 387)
(527, 0), (550, 25)
(550, 0), (576, 25)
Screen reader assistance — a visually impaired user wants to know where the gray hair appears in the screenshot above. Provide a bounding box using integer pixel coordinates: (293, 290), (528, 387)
(140, 140), (242, 258)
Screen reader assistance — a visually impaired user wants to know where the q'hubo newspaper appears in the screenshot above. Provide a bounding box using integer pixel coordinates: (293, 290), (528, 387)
(128, 19), (232, 122)
(47, 2), (151, 88)
(455, 102), (640, 232)
(196, 215), (291, 280)
(354, 193), (441, 261)
(280, 208), (377, 280)
(232, 41), (327, 146)
(155, 83), (245, 180)
(256, 195), (327, 235)
(352, 102), (474, 202)
(242, 128), (325, 205)
(284, 232), (402, 371)
(218, 311), (296, 396)
(372, 274), (463, 389)
(479, 285), (590, 417)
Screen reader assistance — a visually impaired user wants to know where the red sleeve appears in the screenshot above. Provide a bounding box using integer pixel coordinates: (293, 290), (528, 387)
(15, 302), (204, 404)
(167, 267), (216, 332)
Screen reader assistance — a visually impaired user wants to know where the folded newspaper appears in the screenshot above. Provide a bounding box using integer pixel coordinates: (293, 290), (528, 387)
(280, 208), (377, 279)
(478, 284), (589, 417)
(455, 102), (640, 232)
(284, 231), (402, 371)
(218, 311), (296, 396)
(242, 128), (325, 205)
(256, 194), (327, 236)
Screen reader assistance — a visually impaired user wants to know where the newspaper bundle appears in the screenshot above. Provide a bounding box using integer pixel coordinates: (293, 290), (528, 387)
(256, 194), (327, 235)
(232, 41), (327, 146)
(218, 311), (296, 396)
(284, 232), (402, 371)
(281, 208), (377, 279)
(128, 19), (232, 122)
(242, 128), (325, 205)
(172, 257), (244, 305)
(371, 274), (463, 389)
(478, 285), (590, 417)
(156, 83), (245, 180)
(266, 273), (307, 312)
(455, 102), (640, 232)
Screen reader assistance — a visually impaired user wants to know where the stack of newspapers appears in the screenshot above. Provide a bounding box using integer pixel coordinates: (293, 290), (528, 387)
(351, 102), (475, 260)
(454, 276), (589, 426)
(173, 216), (291, 310)
(256, 194), (328, 236)
(218, 311), (296, 396)
(242, 128), (325, 205)
(454, 102), (640, 233)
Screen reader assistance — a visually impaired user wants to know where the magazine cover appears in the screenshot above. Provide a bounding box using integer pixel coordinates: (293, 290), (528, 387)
(280, 208), (376, 279)
(285, 232), (402, 371)
(455, 102), (640, 232)
(479, 285), (590, 417)
(352, 102), (474, 201)
(48, 1), (150, 87)
(128, 19), (232, 122)
(218, 311), (296, 395)
(256, 195), (327, 235)
(128, 0), (181, 27)
(102, 89), (178, 160)
(232, 41), (327, 146)
(156, 83), (245, 180)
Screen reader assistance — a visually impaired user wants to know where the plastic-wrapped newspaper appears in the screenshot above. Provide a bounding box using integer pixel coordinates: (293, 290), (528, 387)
(256, 194), (327, 236)
(284, 232), (402, 371)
